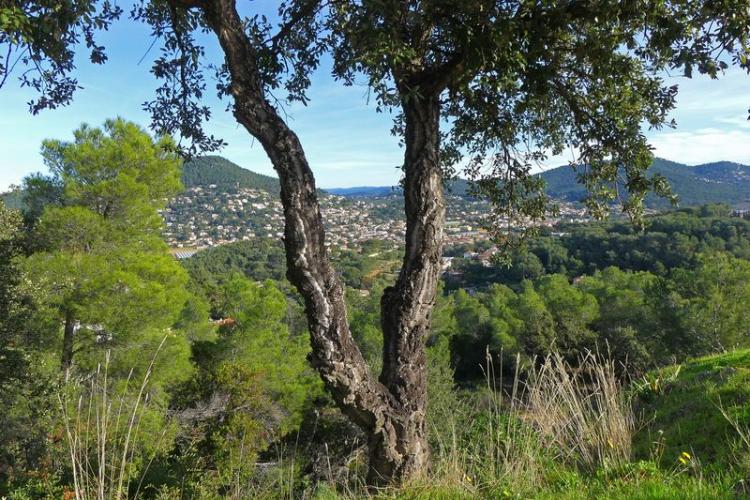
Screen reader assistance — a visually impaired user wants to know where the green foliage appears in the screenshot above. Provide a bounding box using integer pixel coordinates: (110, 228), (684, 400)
(449, 205), (750, 290)
(333, 240), (402, 290)
(24, 119), (192, 379)
(0, 201), (26, 372)
(38, 118), (182, 234)
(5, 0), (750, 494)
(217, 276), (320, 429)
(0, 188), (24, 210)
(649, 252), (750, 357)
(439, 244), (750, 383)
(535, 275), (599, 358)
(175, 276), (321, 492)
(210, 362), (276, 486)
(0, 201), (58, 493)
(634, 350), (750, 474)
(396, 473), (738, 499)
(346, 286), (385, 370)
(330, 0), (750, 233)
(57, 347), (183, 499)
(448, 287), (524, 380)
(561, 206), (750, 275)
(2, 120), (205, 495)
(577, 268), (656, 371)
(0, 0), (122, 112)
(182, 239), (288, 305)
(673, 252), (750, 352)
(513, 281), (556, 359)
(425, 336), (467, 452)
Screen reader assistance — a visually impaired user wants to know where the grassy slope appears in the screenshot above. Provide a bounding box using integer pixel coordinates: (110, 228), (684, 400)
(384, 350), (750, 499)
(633, 349), (750, 471)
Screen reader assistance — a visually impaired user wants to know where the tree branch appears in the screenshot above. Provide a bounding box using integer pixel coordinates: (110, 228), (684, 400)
(191, 0), (398, 433)
(269, 0), (323, 51)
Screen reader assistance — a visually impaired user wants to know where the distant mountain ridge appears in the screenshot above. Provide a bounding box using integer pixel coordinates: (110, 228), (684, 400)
(327, 179), (471, 198)
(5, 156), (750, 210)
(543, 158), (750, 207)
(328, 158), (750, 208)
(327, 186), (399, 197)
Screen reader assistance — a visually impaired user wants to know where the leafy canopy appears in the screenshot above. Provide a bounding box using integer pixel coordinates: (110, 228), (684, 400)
(0, 0), (122, 112)
(327, 0), (750, 228)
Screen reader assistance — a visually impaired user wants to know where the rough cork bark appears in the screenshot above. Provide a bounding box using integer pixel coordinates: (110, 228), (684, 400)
(376, 94), (444, 482)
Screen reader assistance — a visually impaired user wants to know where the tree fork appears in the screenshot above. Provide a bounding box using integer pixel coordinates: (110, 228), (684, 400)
(175, 0), (447, 485)
(194, 0), (416, 485)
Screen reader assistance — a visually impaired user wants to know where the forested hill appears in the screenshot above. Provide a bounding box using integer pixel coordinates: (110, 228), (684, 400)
(182, 155), (281, 194)
(542, 157), (750, 207)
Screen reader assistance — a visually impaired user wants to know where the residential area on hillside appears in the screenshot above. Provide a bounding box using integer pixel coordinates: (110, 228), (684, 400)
(162, 184), (591, 251)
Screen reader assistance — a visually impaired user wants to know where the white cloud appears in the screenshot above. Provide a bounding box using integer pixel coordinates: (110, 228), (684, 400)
(649, 128), (750, 165)
(714, 116), (750, 129)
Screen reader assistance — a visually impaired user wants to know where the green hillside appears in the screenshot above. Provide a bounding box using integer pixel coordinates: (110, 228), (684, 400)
(542, 158), (750, 208)
(634, 349), (750, 471)
(182, 155), (281, 194)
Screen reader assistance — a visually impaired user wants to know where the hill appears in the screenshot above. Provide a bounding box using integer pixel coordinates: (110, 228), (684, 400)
(542, 158), (750, 207)
(327, 186), (399, 197)
(328, 178), (472, 198)
(182, 155), (281, 194)
(633, 349), (750, 471)
(328, 179), (470, 197)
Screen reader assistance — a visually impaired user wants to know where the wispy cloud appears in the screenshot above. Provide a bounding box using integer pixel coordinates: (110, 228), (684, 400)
(714, 116), (750, 129)
(649, 128), (750, 165)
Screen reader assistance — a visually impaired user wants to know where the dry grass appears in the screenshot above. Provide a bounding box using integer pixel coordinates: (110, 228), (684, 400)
(59, 339), (169, 500)
(423, 350), (635, 495)
(718, 398), (750, 477)
(525, 352), (635, 471)
(57, 346), (635, 499)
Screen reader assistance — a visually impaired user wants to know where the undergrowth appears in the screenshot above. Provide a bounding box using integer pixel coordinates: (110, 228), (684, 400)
(12, 349), (750, 499)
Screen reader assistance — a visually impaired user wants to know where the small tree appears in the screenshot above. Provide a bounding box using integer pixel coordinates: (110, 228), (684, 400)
(23, 119), (191, 380)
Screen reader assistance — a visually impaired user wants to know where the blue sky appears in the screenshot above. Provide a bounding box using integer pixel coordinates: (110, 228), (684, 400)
(1, 11), (749, 192)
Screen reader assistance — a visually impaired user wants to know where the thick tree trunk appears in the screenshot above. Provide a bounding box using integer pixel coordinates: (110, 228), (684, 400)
(192, 0), (445, 486)
(374, 94), (444, 483)
(61, 311), (75, 375)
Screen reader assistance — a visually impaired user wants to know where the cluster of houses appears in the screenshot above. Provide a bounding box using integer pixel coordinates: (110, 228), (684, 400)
(161, 185), (590, 255)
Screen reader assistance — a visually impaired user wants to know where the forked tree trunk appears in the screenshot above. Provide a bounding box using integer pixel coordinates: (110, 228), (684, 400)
(190, 0), (444, 485)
